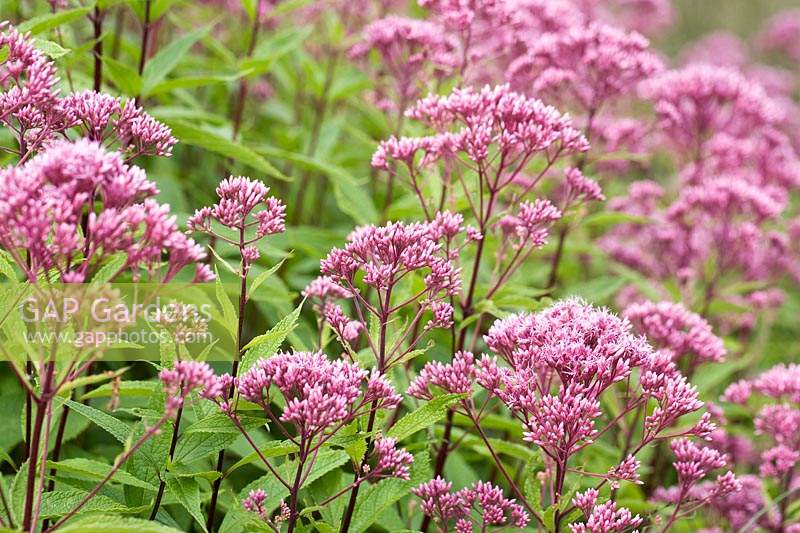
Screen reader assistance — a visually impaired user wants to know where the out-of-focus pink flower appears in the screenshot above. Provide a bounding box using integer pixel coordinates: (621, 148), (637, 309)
(508, 22), (662, 112)
(350, 16), (456, 109)
(680, 31), (749, 68)
(640, 65), (780, 155)
(758, 9), (800, 61)
(625, 300), (726, 368)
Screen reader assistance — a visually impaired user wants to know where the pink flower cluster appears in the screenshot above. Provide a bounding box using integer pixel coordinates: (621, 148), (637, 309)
(0, 139), (209, 282)
(412, 477), (529, 531)
(624, 300), (726, 370)
(349, 15), (456, 110)
(188, 176), (286, 272)
(317, 217), (461, 357)
(230, 352), (401, 438)
(62, 91), (177, 158)
(724, 364), (800, 482)
(0, 23), (176, 159)
(569, 494), (642, 533)
(159, 361), (218, 417)
(507, 22), (662, 113)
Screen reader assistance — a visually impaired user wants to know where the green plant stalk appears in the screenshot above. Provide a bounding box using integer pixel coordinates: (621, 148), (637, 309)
(206, 226), (249, 530)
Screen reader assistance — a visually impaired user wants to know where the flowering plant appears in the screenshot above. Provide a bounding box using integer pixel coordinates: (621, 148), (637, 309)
(1, 1), (799, 532)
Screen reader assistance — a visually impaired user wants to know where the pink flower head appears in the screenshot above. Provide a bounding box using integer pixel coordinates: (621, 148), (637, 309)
(0, 139), (204, 282)
(189, 176), (286, 234)
(349, 16), (456, 107)
(0, 22), (63, 152)
(413, 478), (529, 530)
(235, 352), (400, 439)
(564, 167), (604, 204)
(61, 91), (176, 158)
(482, 299), (656, 458)
(407, 350), (476, 399)
(507, 22), (662, 112)
(671, 438), (728, 488)
(758, 9), (800, 61)
(640, 65), (780, 154)
(607, 455), (641, 486)
(369, 436), (414, 480)
(242, 489), (268, 520)
(159, 361), (217, 416)
(569, 500), (642, 533)
(624, 300), (726, 367)
(302, 275), (352, 302)
(403, 84), (589, 166)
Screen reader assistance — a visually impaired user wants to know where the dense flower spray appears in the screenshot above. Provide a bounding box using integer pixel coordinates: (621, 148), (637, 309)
(721, 363), (800, 530)
(410, 299), (720, 530)
(0, 139), (208, 282)
(0, 23), (176, 161)
(507, 22), (662, 114)
(202, 351), (410, 532)
(349, 16), (456, 116)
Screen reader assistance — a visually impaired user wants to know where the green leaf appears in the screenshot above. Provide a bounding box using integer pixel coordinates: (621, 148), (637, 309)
(91, 253), (127, 283)
(350, 453), (431, 533)
(225, 439), (299, 475)
(239, 299), (304, 374)
(173, 431), (239, 465)
(182, 412), (265, 434)
(165, 475), (207, 532)
(255, 145), (376, 224)
(81, 380), (159, 400)
(101, 56), (142, 96)
(162, 120), (289, 181)
(582, 211), (649, 230)
(214, 267), (238, 342)
(39, 489), (144, 519)
(0, 250), (17, 280)
(56, 515), (183, 533)
(249, 256), (288, 295)
(47, 458), (157, 491)
(59, 398), (132, 444)
(387, 393), (467, 441)
(141, 26), (210, 96)
(32, 38), (70, 58)
(17, 6), (94, 35)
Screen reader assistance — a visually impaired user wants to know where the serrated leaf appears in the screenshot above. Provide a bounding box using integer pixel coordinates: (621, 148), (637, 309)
(226, 439), (299, 475)
(47, 458), (157, 491)
(239, 299), (304, 374)
(162, 120), (288, 181)
(81, 380), (159, 400)
(350, 452), (431, 533)
(249, 256), (288, 295)
(32, 38), (70, 58)
(182, 412), (265, 434)
(39, 489), (144, 519)
(59, 398), (131, 444)
(91, 253), (127, 284)
(165, 475), (207, 532)
(173, 431), (239, 465)
(387, 393), (467, 441)
(55, 514), (184, 533)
